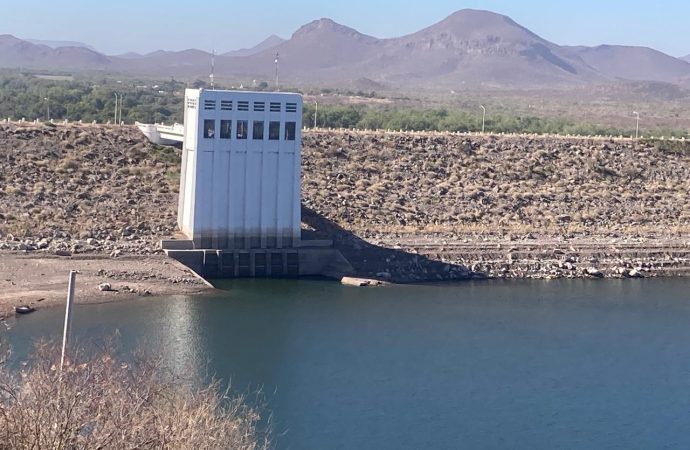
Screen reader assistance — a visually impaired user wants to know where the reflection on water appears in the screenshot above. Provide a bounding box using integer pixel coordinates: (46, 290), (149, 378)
(5, 278), (690, 450)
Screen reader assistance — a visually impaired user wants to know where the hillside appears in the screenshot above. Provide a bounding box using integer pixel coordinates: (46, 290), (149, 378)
(570, 45), (690, 82)
(25, 38), (96, 51)
(1, 124), (688, 243)
(2, 10), (690, 90)
(0, 34), (110, 70)
(222, 35), (285, 57)
(369, 9), (603, 87)
(217, 10), (605, 88)
(217, 18), (381, 84)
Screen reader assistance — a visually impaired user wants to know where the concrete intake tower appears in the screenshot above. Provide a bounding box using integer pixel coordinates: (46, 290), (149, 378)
(162, 89), (351, 279)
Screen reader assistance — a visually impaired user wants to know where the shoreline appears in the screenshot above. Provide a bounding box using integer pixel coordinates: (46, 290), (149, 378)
(1, 123), (689, 308)
(358, 233), (690, 281)
(0, 252), (212, 320)
(3, 231), (689, 320)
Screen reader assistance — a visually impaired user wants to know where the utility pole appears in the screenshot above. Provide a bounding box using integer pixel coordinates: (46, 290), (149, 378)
(633, 111), (640, 139)
(119, 94), (124, 125)
(314, 101), (318, 128)
(44, 97), (50, 121)
(113, 93), (124, 125)
(480, 105), (486, 134)
(210, 49), (215, 89)
(113, 93), (119, 125)
(274, 52), (279, 89)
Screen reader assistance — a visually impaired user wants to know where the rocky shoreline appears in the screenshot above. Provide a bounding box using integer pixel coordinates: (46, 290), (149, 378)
(365, 234), (690, 281)
(0, 123), (689, 293)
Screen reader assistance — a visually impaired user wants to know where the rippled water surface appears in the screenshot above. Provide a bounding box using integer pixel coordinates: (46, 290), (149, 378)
(5, 278), (690, 449)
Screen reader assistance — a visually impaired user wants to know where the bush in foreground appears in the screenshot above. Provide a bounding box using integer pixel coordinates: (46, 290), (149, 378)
(0, 341), (269, 449)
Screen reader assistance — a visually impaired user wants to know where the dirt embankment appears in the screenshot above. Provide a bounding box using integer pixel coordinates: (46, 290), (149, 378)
(0, 123), (179, 255)
(0, 123), (689, 314)
(302, 131), (690, 236)
(300, 130), (690, 281)
(0, 123), (208, 318)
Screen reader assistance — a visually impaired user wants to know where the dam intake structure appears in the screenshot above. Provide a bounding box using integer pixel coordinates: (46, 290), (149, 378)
(159, 89), (352, 279)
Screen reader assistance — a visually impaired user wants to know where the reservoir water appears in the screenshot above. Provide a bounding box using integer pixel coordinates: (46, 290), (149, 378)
(4, 278), (690, 449)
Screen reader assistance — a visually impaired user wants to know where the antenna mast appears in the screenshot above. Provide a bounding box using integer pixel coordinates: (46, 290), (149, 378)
(210, 49), (216, 89)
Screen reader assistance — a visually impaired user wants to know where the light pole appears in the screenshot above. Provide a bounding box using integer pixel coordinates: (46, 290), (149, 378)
(113, 93), (124, 125)
(119, 94), (124, 125)
(44, 97), (50, 121)
(314, 101), (318, 129)
(274, 52), (279, 89)
(113, 93), (119, 125)
(480, 105), (486, 134)
(633, 111), (640, 139)
(210, 49), (215, 89)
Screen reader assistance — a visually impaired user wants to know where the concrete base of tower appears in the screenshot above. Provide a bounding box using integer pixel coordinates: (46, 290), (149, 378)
(161, 241), (354, 281)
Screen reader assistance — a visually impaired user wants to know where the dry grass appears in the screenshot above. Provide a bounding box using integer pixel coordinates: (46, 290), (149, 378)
(302, 131), (690, 237)
(0, 341), (269, 449)
(0, 124), (180, 247)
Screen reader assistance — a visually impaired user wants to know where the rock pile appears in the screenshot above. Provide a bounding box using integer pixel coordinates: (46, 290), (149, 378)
(302, 131), (690, 237)
(0, 124), (179, 255)
(1, 124), (688, 280)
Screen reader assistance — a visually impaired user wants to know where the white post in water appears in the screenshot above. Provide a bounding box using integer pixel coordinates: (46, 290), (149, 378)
(60, 271), (77, 373)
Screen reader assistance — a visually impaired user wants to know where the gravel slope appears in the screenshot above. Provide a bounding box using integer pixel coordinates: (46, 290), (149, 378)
(1, 124), (688, 283)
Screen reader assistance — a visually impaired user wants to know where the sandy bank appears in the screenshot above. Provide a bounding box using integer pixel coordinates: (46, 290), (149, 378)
(0, 252), (212, 319)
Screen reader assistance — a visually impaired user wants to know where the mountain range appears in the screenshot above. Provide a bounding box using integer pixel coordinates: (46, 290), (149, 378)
(2, 9), (690, 90)
(222, 35), (286, 57)
(25, 39), (96, 52)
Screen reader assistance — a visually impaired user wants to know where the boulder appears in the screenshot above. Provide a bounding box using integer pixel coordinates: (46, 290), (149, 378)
(586, 267), (604, 278)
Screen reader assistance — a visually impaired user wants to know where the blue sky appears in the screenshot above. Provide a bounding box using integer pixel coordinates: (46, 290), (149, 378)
(2, 0), (688, 57)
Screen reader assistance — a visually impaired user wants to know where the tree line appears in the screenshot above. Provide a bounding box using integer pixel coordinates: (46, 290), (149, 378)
(1, 72), (686, 138)
(302, 104), (688, 138)
(0, 73), (184, 124)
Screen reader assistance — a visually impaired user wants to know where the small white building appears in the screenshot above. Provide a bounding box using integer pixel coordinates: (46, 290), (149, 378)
(178, 88), (303, 249)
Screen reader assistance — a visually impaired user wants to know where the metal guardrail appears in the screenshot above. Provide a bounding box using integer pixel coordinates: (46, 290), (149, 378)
(303, 127), (687, 142)
(1, 118), (687, 142)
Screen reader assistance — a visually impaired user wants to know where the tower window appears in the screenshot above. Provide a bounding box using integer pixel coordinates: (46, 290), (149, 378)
(236, 120), (248, 139)
(253, 121), (264, 140)
(284, 121), (296, 141)
(269, 121), (280, 140)
(203, 119), (215, 139)
(220, 120), (232, 139)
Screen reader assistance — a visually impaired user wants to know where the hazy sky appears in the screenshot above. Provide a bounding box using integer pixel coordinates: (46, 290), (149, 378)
(2, 0), (688, 57)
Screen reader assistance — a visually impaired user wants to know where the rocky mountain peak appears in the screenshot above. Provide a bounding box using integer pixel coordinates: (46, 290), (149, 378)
(415, 8), (541, 44)
(292, 18), (376, 41)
